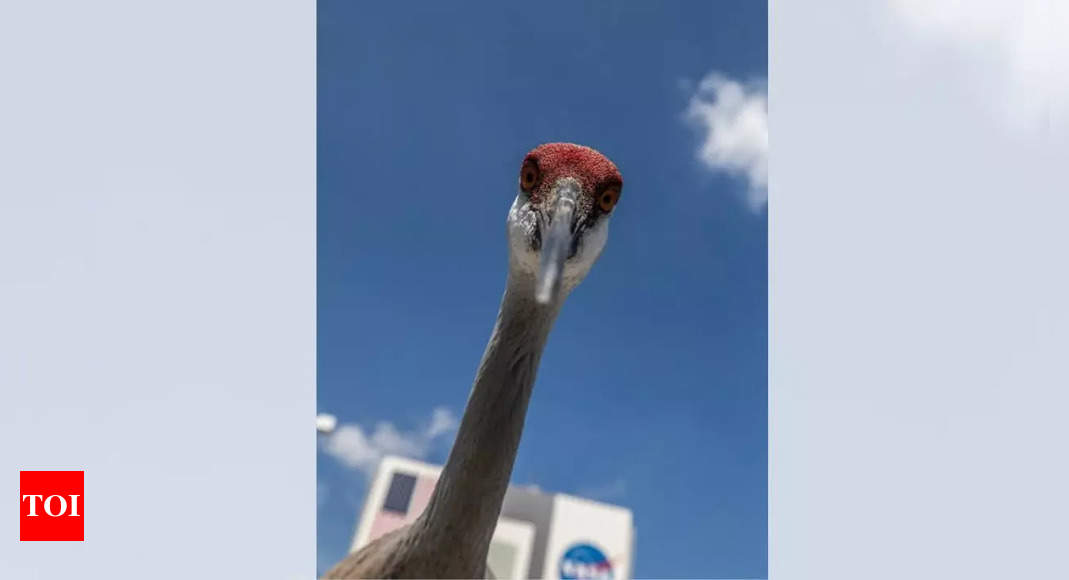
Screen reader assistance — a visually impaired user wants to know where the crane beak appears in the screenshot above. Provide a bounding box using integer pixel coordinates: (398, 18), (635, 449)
(535, 180), (580, 304)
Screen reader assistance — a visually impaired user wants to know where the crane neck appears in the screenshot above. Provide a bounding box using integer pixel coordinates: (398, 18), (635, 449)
(413, 269), (563, 577)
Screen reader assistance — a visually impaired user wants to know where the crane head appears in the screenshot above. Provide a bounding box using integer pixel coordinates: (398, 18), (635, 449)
(506, 143), (623, 305)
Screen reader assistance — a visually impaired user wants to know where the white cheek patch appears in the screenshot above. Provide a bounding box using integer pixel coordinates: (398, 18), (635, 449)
(506, 194), (611, 291)
(561, 217), (609, 289)
(507, 197), (541, 275)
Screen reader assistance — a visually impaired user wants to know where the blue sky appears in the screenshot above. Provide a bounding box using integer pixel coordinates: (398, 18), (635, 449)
(317, 1), (767, 577)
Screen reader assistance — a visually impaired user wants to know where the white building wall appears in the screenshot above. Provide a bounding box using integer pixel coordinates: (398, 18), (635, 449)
(541, 494), (634, 580)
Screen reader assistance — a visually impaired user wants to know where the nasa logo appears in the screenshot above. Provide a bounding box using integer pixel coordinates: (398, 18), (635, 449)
(559, 543), (613, 580)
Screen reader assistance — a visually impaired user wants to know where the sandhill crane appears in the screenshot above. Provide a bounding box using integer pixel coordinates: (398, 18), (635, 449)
(324, 143), (624, 579)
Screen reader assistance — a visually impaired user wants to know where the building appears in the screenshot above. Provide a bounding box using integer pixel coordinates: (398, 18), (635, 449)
(349, 455), (635, 580)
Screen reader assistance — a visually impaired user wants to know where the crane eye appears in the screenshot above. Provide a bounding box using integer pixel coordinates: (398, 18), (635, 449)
(598, 186), (621, 212)
(520, 161), (540, 192)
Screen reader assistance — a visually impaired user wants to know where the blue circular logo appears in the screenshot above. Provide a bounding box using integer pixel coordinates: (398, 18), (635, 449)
(559, 543), (613, 580)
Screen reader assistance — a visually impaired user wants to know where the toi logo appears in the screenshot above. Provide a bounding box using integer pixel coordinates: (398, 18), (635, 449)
(19, 471), (84, 541)
(559, 543), (613, 580)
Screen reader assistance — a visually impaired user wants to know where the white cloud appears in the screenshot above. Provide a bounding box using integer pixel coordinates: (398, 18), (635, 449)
(315, 412), (337, 434)
(427, 406), (459, 439)
(891, 0), (1069, 131)
(686, 72), (768, 211)
(320, 406), (459, 476)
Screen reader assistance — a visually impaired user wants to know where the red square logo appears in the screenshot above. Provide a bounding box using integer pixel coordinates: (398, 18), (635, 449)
(19, 471), (84, 541)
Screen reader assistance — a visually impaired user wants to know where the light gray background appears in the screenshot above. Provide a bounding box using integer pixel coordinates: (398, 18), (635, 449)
(3, 1), (1067, 578)
(772, 1), (1067, 578)
(0, 1), (314, 577)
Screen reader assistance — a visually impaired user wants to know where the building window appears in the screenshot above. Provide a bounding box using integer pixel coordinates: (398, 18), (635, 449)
(383, 472), (417, 513)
